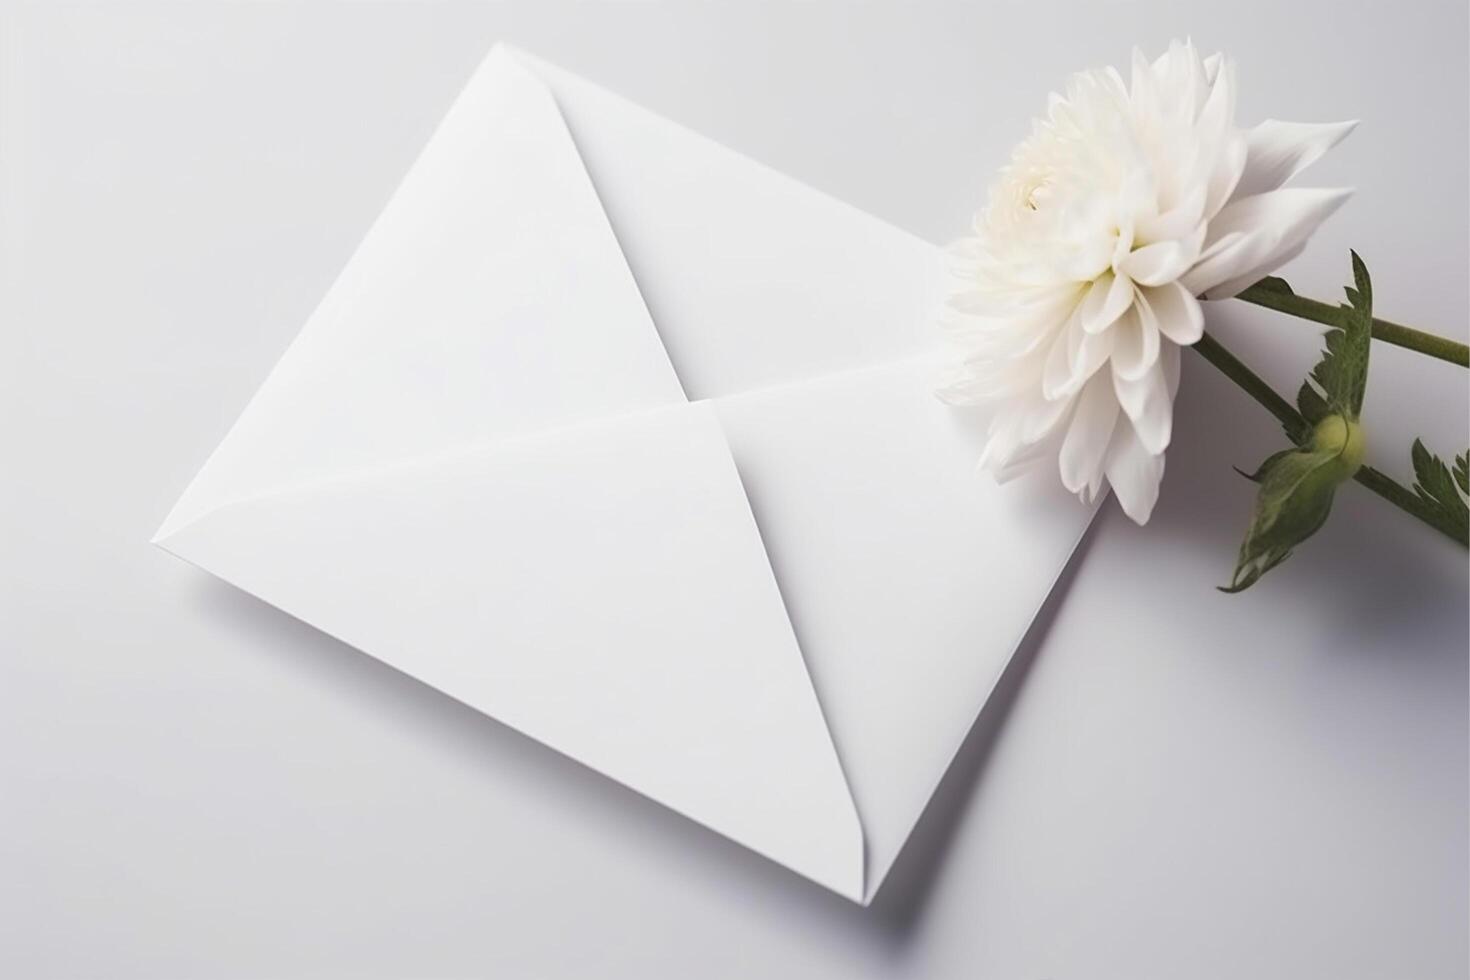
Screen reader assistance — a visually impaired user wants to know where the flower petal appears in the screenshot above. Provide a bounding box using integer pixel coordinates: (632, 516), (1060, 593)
(1130, 46), (1159, 120)
(1058, 372), (1120, 495)
(1041, 312), (1079, 398)
(1161, 337), (1182, 398)
(1206, 240), (1308, 301)
(1072, 322), (1115, 380)
(992, 427), (1063, 483)
(1113, 358), (1173, 454)
(1143, 281), (1203, 345)
(1194, 55), (1235, 140)
(1043, 307), (1113, 399)
(1232, 119), (1359, 201)
(1020, 389), (1073, 442)
(1104, 423), (1167, 524)
(1150, 39), (1203, 121)
(1201, 52), (1223, 84)
(936, 368), (1013, 405)
(1203, 132), (1247, 220)
(1080, 271), (1134, 334)
(976, 408), (1029, 473)
(1117, 226), (1205, 286)
(1109, 303), (1160, 381)
(1182, 187), (1353, 298)
(1135, 185), (1205, 247)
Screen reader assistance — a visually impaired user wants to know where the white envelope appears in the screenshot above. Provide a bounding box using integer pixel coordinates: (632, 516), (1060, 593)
(154, 45), (1098, 904)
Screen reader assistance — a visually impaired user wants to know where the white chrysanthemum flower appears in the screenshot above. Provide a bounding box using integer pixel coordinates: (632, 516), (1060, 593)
(941, 40), (1355, 523)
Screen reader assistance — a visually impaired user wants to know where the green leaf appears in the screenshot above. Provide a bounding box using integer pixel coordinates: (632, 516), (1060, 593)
(1254, 275), (1295, 295)
(1338, 252), (1373, 416)
(1234, 448), (1298, 483)
(1221, 253), (1379, 593)
(1222, 445), (1349, 592)
(1409, 439), (1470, 543)
(1300, 251), (1373, 422)
(1295, 380), (1329, 429)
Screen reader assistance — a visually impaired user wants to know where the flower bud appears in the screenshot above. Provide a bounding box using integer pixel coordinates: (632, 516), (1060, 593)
(1311, 414), (1366, 478)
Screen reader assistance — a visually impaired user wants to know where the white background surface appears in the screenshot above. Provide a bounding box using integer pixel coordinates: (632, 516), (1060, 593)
(2, 2), (1465, 977)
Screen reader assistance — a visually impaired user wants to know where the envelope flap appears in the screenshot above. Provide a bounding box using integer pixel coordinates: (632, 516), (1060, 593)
(159, 403), (864, 900)
(522, 49), (948, 401)
(711, 360), (1099, 899)
(158, 47), (685, 540)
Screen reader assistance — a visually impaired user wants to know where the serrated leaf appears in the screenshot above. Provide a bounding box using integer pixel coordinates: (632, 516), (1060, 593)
(1295, 381), (1329, 428)
(1300, 251), (1373, 423)
(1223, 446), (1348, 592)
(1254, 275), (1295, 295)
(1339, 252), (1373, 416)
(1409, 438), (1470, 543)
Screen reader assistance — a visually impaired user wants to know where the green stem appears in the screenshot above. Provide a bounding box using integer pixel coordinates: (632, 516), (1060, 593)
(1351, 464), (1464, 543)
(1235, 282), (1469, 368)
(1192, 332), (1301, 431)
(1191, 331), (1467, 546)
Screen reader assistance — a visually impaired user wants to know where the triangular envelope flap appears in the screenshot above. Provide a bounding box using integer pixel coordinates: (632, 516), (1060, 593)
(160, 403), (864, 900)
(157, 47), (684, 540)
(711, 359), (1099, 900)
(519, 50), (949, 401)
